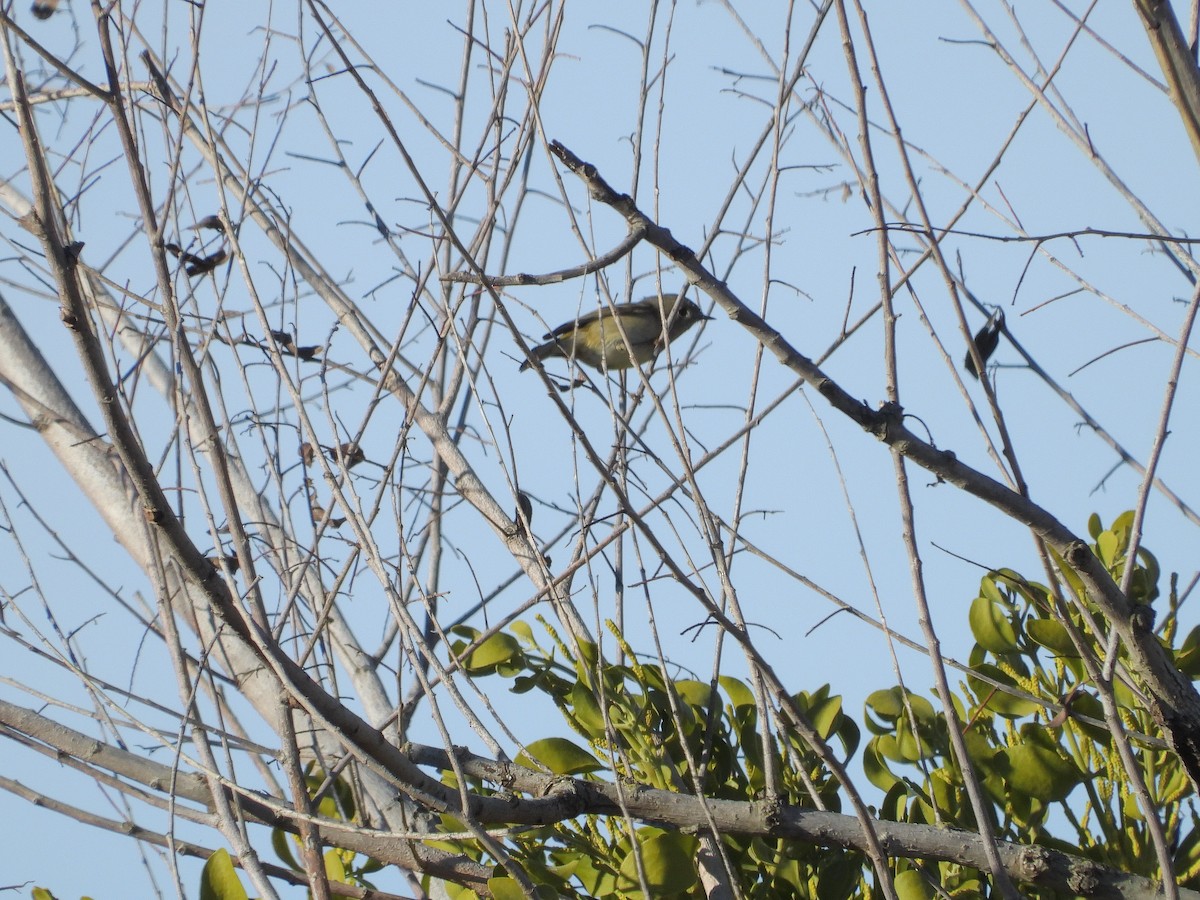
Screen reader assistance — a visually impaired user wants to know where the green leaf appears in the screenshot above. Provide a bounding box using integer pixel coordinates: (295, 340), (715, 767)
(516, 737), (604, 774)
(1050, 548), (1087, 607)
(719, 676), (756, 711)
(869, 687), (904, 718)
(1026, 619), (1077, 656)
(1173, 812), (1200, 873)
(674, 679), (715, 708)
(199, 848), (249, 900)
(1176, 626), (1200, 678)
(863, 740), (900, 792)
(32, 890), (59, 900)
(510, 620), (535, 645)
(1096, 529), (1119, 568)
(617, 830), (699, 895)
(930, 767), (969, 826)
(487, 877), (557, 899)
(462, 632), (522, 673)
(487, 878), (523, 900)
(962, 725), (997, 768)
(324, 849), (347, 883)
(568, 679), (605, 736)
(994, 727), (1082, 802)
(271, 826), (299, 870)
(969, 595), (1018, 653)
(558, 850), (608, 895)
(967, 664), (1039, 718)
(1113, 676), (1139, 710)
(810, 694), (844, 740)
(879, 781), (908, 821)
(1056, 690), (1110, 743)
(893, 717), (933, 762)
(979, 574), (1004, 603)
(874, 734), (903, 763)
(305, 770), (356, 822)
(1130, 547), (1161, 604)
(817, 852), (864, 900)
(865, 686), (936, 753)
(1111, 509), (1136, 535)
(834, 715), (862, 759)
(360, 855), (385, 873)
(894, 869), (934, 900)
(907, 693), (936, 722)
(993, 569), (1049, 610)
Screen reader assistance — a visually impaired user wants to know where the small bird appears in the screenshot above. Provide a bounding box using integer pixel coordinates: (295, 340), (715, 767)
(964, 308), (1004, 379)
(519, 294), (711, 372)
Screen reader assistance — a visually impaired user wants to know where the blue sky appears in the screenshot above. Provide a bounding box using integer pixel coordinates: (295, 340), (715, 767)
(1, 1), (1198, 897)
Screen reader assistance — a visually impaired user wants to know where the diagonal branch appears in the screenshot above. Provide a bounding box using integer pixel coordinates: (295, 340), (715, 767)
(1134, 0), (1200, 165)
(548, 137), (1200, 797)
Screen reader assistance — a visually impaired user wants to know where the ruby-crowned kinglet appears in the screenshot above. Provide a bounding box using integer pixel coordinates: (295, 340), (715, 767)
(519, 294), (711, 372)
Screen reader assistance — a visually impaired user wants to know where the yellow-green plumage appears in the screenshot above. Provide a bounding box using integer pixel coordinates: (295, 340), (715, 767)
(520, 294), (710, 372)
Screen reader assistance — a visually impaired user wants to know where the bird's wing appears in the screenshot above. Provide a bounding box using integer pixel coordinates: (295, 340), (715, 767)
(545, 304), (613, 338)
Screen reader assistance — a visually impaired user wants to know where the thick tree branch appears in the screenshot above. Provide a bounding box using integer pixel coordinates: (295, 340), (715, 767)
(0, 699), (489, 889)
(2, 697), (1185, 900)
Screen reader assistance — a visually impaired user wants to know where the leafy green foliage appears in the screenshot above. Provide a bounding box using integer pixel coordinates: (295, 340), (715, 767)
(437, 620), (864, 897)
(174, 511), (1198, 898)
(428, 513), (1200, 896)
(862, 512), (1200, 894)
